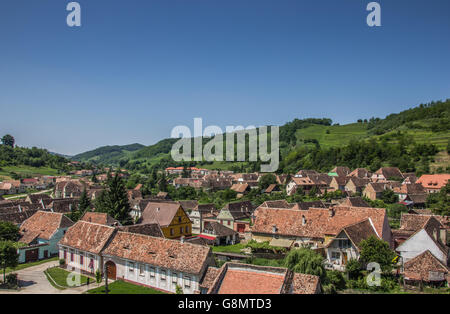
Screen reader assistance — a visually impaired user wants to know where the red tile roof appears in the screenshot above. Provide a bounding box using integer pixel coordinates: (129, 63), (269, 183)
(404, 250), (448, 282)
(59, 221), (116, 254)
(416, 174), (450, 190)
(252, 206), (389, 241)
(20, 211), (74, 243)
(102, 231), (211, 275)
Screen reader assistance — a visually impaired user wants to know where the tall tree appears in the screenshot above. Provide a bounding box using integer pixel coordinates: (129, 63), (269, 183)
(96, 173), (132, 225)
(0, 241), (19, 282)
(1, 134), (15, 147)
(284, 248), (326, 280)
(158, 172), (168, 192)
(359, 236), (396, 273)
(0, 222), (20, 241)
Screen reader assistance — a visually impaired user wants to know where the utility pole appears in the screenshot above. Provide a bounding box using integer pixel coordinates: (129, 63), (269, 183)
(104, 263), (109, 294)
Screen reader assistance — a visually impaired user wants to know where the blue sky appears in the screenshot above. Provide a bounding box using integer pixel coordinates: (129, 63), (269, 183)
(0, 0), (449, 155)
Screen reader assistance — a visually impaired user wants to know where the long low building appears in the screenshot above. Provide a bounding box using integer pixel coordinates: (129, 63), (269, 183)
(58, 220), (214, 293)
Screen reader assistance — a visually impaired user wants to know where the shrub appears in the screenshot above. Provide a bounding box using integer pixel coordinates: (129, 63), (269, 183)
(345, 259), (362, 280)
(95, 269), (102, 283)
(322, 283), (336, 294)
(324, 270), (346, 290)
(59, 259), (65, 266)
(175, 284), (183, 294)
(5, 273), (18, 287)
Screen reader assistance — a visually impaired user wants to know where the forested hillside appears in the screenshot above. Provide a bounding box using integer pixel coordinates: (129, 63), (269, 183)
(71, 99), (450, 175)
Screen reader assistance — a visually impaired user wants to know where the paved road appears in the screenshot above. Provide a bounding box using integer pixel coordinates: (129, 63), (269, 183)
(4, 189), (52, 200)
(0, 260), (101, 294)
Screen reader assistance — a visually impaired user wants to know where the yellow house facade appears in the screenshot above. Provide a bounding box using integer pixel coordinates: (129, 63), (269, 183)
(161, 206), (192, 239)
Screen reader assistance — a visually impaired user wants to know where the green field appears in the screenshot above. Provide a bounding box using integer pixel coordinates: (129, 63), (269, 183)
(86, 280), (167, 294)
(295, 123), (369, 148)
(294, 122), (449, 151)
(0, 165), (61, 180)
(44, 267), (90, 289)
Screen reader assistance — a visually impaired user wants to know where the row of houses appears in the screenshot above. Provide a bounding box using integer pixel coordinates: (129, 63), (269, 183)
(53, 217), (320, 294)
(0, 177), (55, 195)
(249, 202), (449, 285)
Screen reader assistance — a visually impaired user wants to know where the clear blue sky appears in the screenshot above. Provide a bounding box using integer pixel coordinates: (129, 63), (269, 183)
(1, 0), (449, 155)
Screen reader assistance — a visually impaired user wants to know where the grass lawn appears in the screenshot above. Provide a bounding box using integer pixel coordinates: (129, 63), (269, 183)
(86, 280), (167, 294)
(211, 243), (247, 254)
(45, 267), (90, 289)
(5, 257), (58, 274)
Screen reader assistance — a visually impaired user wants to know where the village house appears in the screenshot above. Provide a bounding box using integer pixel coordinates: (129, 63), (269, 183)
(345, 177), (371, 195)
(101, 231), (213, 293)
(339, 197), (370, 208)
(58, 221), (117, 275)
(202, 263), (321, 294)
(329, 176), (350, 192)
(286, 177), (320, 196)
(251, 206), (392, 250)
(415, 174), (450, 193)
(189, 203), (218, 234)
(0, 181), (25, 195)
(371, 167), (404, 182)
(348, 168), (371, 179)
(328, 166), (351, 177)
(25, 193), (52, 205)
(46, 198), (79, 214)
(21, 178), (39, 190)
(393, 183), (426, 202)
(325, 218), (379, 271)
(363, 182), (389, 200)
(402, 250), (449, 286)
(395, 216), (449, 266)
(138, 201), (192, 239)
(216, 201), (254, 233)
(230, 183), (251, 197)
(392, 213), (450, 249)
(200, 221), (239, 245)
(54, 180), (84, 198)
(18, 211), (74, 263)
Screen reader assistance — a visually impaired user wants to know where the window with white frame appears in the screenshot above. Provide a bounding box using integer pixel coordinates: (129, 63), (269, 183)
(139, 264), (145, 276)
(161, 270), (166, 280)
(129, 262), (134, 272)
(184, 276), (191, 288)
(149, 267), (155, 278)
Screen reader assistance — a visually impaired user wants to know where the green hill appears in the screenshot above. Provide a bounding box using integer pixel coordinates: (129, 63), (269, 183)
(72, 99), (450, 174)
(71, 143), (145, 165)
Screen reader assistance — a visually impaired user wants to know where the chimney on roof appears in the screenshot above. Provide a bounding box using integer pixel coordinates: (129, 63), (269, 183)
(272, 225), (277, 233)
(302, 216), (306, 226)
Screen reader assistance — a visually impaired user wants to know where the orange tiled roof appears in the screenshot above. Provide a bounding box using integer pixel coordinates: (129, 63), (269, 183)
(20, 211), (74, 243)
(102, 231), (211, 275)
(416, 174), (450, 190)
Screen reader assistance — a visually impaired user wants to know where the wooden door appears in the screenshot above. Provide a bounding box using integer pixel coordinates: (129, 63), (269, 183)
(25, 249), (39, 263)
(105, 261), (116, 280)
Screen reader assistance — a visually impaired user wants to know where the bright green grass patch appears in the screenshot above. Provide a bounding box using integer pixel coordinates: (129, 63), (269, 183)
(45, 267), (90, 288)
(212, 243), (247, 254)
(1, 165), (61, 176)
(295, 123), (369, 149)
(86, 280), (167, 294)
(5, 257), (58, 274)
